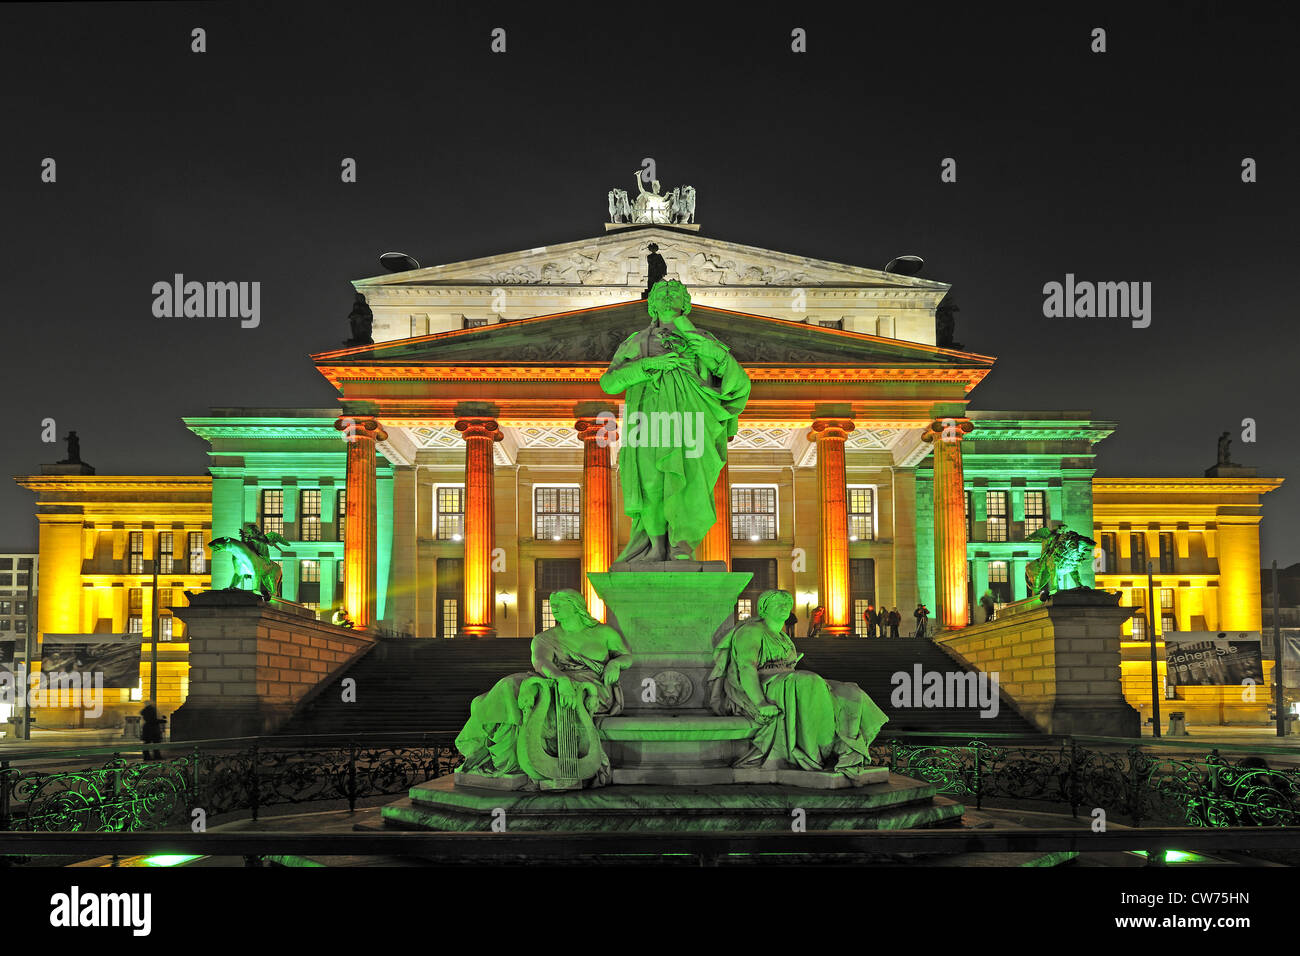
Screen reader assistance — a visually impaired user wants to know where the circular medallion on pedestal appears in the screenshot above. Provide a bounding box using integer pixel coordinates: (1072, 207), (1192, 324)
(650, 670), (694, 706)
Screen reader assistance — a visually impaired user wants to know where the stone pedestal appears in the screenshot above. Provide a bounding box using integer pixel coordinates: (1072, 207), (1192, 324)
(936, 588), (1141, 737)
(170, 589), (375, 740)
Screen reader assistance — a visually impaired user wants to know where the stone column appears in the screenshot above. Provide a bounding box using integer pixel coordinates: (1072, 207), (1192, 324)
(809, 419), (854, 636)
(456, 417), (503, 638)
(335, 416), (387, 629)
(697, 463), (731, 567)
(923, 417), (974, 631)
(576, 417), (617, 620)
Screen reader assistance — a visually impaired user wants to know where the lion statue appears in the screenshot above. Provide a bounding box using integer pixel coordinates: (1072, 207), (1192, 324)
(1024, 526), (1096, 600)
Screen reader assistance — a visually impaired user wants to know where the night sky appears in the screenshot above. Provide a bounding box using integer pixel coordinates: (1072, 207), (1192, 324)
(2, 2), (1296, 563)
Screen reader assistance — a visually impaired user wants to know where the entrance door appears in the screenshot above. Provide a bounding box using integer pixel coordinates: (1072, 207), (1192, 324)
(733, 558), (778, 622)
(850, 558), (876, 637)
(436, 558), (463, 638)
(535, 558), (582, 632)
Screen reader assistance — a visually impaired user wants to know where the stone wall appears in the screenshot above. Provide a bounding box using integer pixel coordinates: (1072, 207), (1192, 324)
(170, 590), (375, 739)
(935, 589), (1140, 737)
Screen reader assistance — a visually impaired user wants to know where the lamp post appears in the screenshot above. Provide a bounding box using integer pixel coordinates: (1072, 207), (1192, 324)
(18, 562), (35, 740)
(1274, 560), (1286, 737)
(1147, 560), (1161, 738)
(149, 557), (161, 707)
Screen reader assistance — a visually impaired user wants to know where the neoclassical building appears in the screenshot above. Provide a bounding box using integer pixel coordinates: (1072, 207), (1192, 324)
(13, 217), (1283, 727)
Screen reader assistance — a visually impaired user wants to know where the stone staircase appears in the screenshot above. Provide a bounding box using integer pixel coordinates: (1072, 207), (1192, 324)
(280, 635), (1037, 736)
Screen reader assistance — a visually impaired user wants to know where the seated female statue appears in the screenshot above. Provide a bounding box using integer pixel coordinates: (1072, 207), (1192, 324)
(708, 589), (889, 775)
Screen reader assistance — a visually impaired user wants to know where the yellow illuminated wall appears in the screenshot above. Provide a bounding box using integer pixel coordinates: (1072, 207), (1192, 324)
(14, 475), (212, 729)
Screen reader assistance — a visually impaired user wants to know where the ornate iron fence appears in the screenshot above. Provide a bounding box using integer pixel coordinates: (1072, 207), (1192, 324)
(872, 736), (1300, 828)
(4, 732), (1300, 834)
(0, 734), (462, 833)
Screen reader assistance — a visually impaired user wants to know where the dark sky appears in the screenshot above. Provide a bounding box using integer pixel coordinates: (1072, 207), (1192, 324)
(1, 2), (1296, 562)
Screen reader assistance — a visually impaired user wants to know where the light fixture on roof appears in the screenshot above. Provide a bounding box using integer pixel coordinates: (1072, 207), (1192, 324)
(379, 252), (421, 273)
(884, 255), (924, 276)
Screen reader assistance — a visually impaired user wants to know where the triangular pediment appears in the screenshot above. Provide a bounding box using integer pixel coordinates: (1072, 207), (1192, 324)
(313, 300), (992, 369)
(352, 226), (950, 292)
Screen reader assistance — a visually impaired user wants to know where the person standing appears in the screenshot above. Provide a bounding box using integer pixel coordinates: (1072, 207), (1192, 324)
(887, 607), (901, 638)
(864, 604), (877, 639)
(784, 608), (798, 638)
(140, 701), (163, 761)
(980, 591), (996, 623)
(914, 604), (931, 638)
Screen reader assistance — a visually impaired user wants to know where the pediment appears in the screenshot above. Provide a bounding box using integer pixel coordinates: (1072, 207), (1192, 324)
(352, 226), (950, 292)
(314, 301), (991, 369)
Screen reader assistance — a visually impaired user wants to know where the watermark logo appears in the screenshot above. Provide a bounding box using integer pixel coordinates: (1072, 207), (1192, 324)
(1042, 274), (1151, 328)
(50, 886), (151, 936)
(890, 665), (1000, 718)
(151, 274), (260, 328)
(1, 667), (104, 718)
(593, 407), (705, 458)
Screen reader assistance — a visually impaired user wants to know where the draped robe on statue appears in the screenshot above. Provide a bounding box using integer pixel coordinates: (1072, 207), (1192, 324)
(707, 619), (890, 774)
(455, 627), (625, 785)
(603, 322), (750, 560)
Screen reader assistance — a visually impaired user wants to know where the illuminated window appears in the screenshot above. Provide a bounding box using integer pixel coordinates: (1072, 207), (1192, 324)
(1099, 533), (1117, 573)
(1160, 588), (1176, 633)
(260, 490), (284, 537)
(847, 487), (874, 542)
(14, 620), (24, 634)
(985, 491), (1007, 542)
(188, 532), (206, 574)
(336, 489), (347, 539)
(1130, 589), (1148, 640)
(159, 615), (173, 641)
(736, 598), (753, 621)
(436, 486), (466, 540)
(129, 587), (144, 634)
(0, 601), (9, 615)
(534, 486), (580, 540)
(965, 491), (973, 540)
(442, 598), (459, 636)
(731, 486), (777, 541)
(1023, 491), (1046, 536)
(299, 560), (321, 608)
(128, 532), (144, 573)
(300, 490), (322, 542)
(158, 532), (174, 574)
(464, 317), (489, 329)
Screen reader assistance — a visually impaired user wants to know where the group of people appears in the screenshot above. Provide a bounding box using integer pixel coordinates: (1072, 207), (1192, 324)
(779, 604), (935, 638)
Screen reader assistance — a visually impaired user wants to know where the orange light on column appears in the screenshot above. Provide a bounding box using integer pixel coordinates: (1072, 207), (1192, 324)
(457, 418), (503, 638)
(810, 419), (854, 636)
(337, 417), (387, 629)
(576, 418), (617, 620)
(922, 417), (974, 631)
(697, 462), (731, 567)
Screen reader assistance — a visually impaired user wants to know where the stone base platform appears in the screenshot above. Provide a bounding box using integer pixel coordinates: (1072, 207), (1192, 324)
(381, 773), (964, 833)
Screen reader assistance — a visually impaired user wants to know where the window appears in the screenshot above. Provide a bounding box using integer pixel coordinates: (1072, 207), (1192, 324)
(410, 314), (429, 337)
(534, 486), (580, 540)
(732, 486), (777, 541)
(14, 601), (25, 617)
(816, 319), (843, 330)
(299, 560), (321, 608)
(0, 559), (10, 570)
(1099, 533), (1117, 574)
(300, 489), (322, 542)
(260, 490), (284, 537)
(188, 532), (206, 574)
(850, 558), (876, 637)
(1158, 532), (1175, 573)
(442, 598), (459, 636)
(0, 601), (9, 616)
(965, 491), (973, 540)
(734, 558), (778, 625)
(1023, 491), (1046, 536)
(0, 574), (9, 587)
(988, 561), (1012, 603)
(847, 487), (874, 542)
(336, 489), (347, 539)
(1130, 589), (1148, 640)
(437, 557), (464, 639)
(129, 587), (144, 634)
(158, 588), (174, 641)
(985, 491), (1007, 542)
(337, 559), (345, 586)
(158, 615), (173, 641)
(1129, 533), (1147, 574)
(15, 620), (25, 634)
(464, 317), (489, 329)
(436, 486), (466, 540)
(736, 599), (753, 621)
(1160, 588), (1176, 633)
(128, 531), (144, 573)
(0, 620), (9, 632)
(535, 558), (581, 633)
(158, 532), (174, 574)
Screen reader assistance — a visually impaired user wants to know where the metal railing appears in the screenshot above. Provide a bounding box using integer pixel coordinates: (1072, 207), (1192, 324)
(3, 730), (1300, 839)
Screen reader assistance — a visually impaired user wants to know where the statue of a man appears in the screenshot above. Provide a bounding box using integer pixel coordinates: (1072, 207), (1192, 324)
(345, 292), (373, 345)
(59, 431), (81, 464)
(1217, 431), (1233, 466)
(643, 242), (667, 298)
(600, 280), (751, 562)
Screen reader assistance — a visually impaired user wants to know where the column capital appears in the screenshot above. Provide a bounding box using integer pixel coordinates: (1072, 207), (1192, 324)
(575, 417), (618, 444)
(455, 418), (504, 442)
(336, 417), (387, 443)
(807, 419), (855, 442)
(922, 417), (973, 445)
